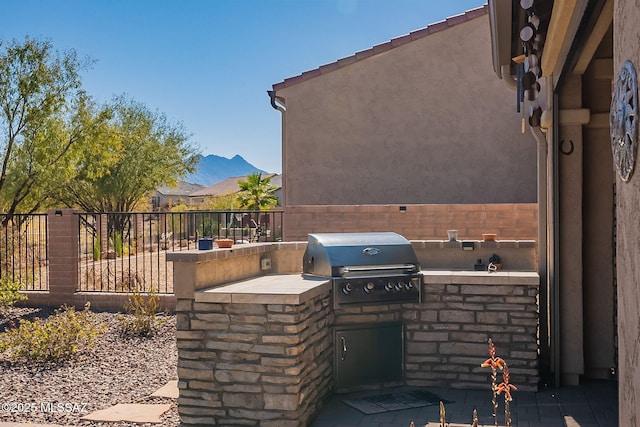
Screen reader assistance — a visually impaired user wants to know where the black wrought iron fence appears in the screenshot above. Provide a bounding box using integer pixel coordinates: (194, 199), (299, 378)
(77, 210), (283, 293)
(0, 214), (48, 291)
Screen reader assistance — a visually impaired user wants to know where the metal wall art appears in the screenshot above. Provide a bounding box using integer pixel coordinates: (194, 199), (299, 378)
(610, 60), (638, 182)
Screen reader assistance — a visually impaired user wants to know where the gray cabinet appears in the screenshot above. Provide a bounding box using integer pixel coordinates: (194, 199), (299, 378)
(334, 322), (403, 389)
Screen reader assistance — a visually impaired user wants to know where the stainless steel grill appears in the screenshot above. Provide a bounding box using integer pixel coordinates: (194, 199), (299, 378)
(302, 232), (422, 309)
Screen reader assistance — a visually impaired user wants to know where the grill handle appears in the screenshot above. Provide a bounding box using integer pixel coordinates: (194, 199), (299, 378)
(340, 264), (417, 274)
(340, 336), (347, 361)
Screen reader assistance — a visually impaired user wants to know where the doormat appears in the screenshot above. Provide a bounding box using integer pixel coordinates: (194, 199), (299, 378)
(342, 389), (451, 415)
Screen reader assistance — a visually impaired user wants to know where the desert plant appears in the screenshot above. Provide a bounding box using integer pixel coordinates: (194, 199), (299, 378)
(411, 338), (517, 427)
(0, 277), (27, 314)
(439, 400), (447, 426)
(117, 286), (165, 336)
(481, 338), (516, 427)
(481, 338), (505, 425)
(93, 237), (101, 261)
(0, 303), (105, 362)
(496, 363), (516, 426)
(110, 231), (123, 257)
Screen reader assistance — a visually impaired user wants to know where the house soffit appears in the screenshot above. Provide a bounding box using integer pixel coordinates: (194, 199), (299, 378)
(571, 0), (612, 75)
(542, 0), (587, 76)
(498, 0), (611, 80)
(272, 5), (489, 92)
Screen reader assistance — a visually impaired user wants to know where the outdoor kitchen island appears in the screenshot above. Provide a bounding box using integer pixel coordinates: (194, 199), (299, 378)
(168, 239), (539, 427)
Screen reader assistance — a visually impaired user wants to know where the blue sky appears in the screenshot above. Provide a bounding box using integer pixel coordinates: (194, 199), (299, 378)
(2, 0), (485, 174)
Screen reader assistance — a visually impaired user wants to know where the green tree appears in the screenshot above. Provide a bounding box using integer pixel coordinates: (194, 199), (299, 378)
(60, 96), (199, 235)
(204, 193), (238, 210)
(0, 37), (112, 220)
(236, 173), (278, 210)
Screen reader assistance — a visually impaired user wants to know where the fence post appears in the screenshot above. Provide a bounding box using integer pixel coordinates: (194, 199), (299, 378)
(47, 208), (79, 300)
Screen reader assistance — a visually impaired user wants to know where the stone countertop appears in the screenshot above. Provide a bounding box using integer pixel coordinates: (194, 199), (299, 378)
(195, 274), (329, 305)
(422, 269), (539, 285)
(194, 270), (539, 305)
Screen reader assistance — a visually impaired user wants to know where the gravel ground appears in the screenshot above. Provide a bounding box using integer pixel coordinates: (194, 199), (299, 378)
(0, 306), (179, 426)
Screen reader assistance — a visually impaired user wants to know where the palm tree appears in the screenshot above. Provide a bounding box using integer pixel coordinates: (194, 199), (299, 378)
(236, 173), (278, 210)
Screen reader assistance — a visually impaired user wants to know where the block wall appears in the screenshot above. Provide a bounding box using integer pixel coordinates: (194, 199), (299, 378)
(283, 204), (538, 242)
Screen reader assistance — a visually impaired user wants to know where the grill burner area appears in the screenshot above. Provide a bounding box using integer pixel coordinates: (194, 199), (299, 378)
(333, 275), (421, 307)
(302, 232), (423, 309)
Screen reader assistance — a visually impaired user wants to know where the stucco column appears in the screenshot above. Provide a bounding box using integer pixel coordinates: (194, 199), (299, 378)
(557, 75), (586, 386)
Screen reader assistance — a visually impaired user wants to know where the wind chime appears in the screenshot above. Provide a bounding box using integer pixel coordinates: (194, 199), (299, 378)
(516, 0), (545, 132)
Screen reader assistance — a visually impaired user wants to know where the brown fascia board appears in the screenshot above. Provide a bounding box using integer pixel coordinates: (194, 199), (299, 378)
(272, 4), (489, 92)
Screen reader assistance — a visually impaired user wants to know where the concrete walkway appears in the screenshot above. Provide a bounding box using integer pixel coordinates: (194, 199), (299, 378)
(0, 380), (617, 426)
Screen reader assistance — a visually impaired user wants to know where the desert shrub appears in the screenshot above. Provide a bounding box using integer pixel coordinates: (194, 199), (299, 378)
(117, 286), (165, 336)
(0, 277), (27, 314)
(110, 232), (123, 257)
(0, 303), (106, 362)
(93, 237), (101, 261)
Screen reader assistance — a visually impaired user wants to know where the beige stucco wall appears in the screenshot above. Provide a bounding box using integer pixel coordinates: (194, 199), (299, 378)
(558, 75), (585, 386)
(275, 14), (536, 205)
(581, 30), (616, 381)
(613, 1), (640, 423)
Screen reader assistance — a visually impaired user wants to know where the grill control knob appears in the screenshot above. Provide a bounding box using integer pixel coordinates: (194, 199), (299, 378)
(385, 282), (394, 292)
(363, 282), (375, 293)
(405, 281), (414, 290)
(342, 283), (352, 295)
(394, 282), (403, 292)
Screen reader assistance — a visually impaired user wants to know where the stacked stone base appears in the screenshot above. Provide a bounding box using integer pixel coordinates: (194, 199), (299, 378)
(176, 292), (333, 427)
(175, 271), (539, 425)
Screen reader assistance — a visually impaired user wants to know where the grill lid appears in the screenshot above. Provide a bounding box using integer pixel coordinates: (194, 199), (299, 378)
(302, 232), (420, 277)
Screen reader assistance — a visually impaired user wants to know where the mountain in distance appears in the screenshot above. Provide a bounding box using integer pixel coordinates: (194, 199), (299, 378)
(183, 154), (267, 186)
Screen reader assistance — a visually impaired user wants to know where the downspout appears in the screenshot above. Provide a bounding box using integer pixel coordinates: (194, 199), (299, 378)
(501, 63), (552, 385)
(531, 124), (551, 385)
(551, 91), (560, 388)
(267, 90), (287, 232)
(500, 64), (518, 90)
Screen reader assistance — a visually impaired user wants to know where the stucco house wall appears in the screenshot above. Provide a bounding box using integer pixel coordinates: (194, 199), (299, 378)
(272, 7), (537, 207)
(613, 1), (640, 423)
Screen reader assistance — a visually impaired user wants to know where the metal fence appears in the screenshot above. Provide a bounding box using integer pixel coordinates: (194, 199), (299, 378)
(0, 214), (48, 291)
(77, 210), (284, 293)
(0, 210), (283, 294)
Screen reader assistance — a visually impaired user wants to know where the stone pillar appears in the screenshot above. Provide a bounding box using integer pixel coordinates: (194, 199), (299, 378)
(47, 208), (80, 299)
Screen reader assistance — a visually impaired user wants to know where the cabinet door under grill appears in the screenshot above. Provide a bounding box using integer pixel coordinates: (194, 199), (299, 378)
(334, 323), (403, 389)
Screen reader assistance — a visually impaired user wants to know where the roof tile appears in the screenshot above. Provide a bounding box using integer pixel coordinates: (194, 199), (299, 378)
(420, 20), (448, 36)
(319, 62), (340, 75)
(336, 55), (359, 68)
(390, 34), (412, 48)
(371, 40), (393, 55)
(301, 68), (322, 79)
(447, 12), (471, 26)
(354, 48), (376, 61)
(466, 4), (489, 19)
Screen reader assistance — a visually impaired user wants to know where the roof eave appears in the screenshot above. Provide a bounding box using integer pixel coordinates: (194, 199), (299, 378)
(272, 5), (489, 92)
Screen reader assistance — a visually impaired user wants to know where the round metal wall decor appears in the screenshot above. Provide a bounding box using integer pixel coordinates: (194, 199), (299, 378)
(610, 60), (638, 182)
